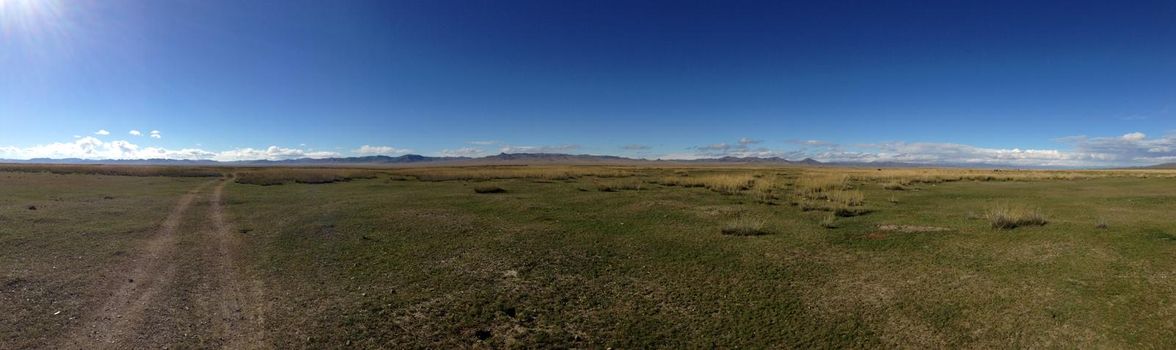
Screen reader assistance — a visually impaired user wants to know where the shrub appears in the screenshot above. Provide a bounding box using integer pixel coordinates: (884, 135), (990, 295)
(985, 206), (1048, 229)
(474, 185), (507, 193)
(721, 217), (769, 236)
(882, 182), (907, 191)
(1095, 217), (1108, 229)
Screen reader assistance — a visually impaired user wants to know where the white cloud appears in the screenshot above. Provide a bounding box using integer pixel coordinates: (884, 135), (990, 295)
(213, 146), (340, 161)
(675, 132), (1176, 167)
(0, 137), (215, 160)
(832, 142), (1096, 166)
(1121, 132), (1146, 141)
(95, 129), (110, 136)
(499, 144), (580, 154)
(0, 137), (339, 161)
(1060, 132), (1176, 164)
(438, 147), (487, 157)
(129, 130), (142, 136)
(150, 130), (161, 139)
(353, 145), (411, 156)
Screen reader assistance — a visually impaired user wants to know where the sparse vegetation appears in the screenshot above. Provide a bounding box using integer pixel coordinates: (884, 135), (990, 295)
(233, 168), (378, 185)
(4, 164), (1176, 348)
(985, 205), (1048, 229)
(660, 173), (756, 194)
(386, 165), (634, 181)
(721, 216), (768, 236)
(0, 163), (224, 177)
(819, 213), (838, 228)
(593, 179), (643, 192)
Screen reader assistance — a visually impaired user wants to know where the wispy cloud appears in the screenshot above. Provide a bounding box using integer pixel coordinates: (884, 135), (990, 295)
(674, 131), (1176, 167)
(438, 147), (487, 157)
(129, 130), (142, 136)
(149, 130), (161, 139)
(620, 144), (651, 151)
(94, 129), (110, 136)
(689, 138), (794, 158)
(468, 140), (498, 145)
(738, 137), (761, 145)
(499, 144), (580, 154)
(353, 145), (411, 156)
(788, 139), (835, 147)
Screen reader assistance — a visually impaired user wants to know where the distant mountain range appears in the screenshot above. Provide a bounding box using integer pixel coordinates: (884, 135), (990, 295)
(1140, 162), (1176, 169)
(0, 153), (1139, 169)
(2, 153), (828, 166)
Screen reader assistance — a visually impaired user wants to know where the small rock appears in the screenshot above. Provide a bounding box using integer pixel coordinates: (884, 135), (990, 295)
(128, 279), (134, 283)
(27, 205), (37, 210)
(53, 311), (61, 315)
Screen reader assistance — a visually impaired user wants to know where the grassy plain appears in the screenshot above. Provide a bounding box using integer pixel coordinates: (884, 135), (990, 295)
(2, 164), (1174, 348)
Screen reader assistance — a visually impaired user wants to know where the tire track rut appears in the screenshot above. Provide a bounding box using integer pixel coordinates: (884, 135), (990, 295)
(60, 177), (267, 348)
(207, 176), (268, 348)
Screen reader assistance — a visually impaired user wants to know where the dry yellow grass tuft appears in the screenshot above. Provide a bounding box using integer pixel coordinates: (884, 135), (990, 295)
(593, 179), (644, 192)
(389, 165), (635, 181)
(819, 213), (838, 228)
(984, 206), (1048, 229)
(659, 173), (756, 195)
(235, 168), (378, 185)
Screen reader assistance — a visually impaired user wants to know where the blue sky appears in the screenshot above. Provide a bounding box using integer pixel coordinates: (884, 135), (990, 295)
(1, 0), (1174, 166)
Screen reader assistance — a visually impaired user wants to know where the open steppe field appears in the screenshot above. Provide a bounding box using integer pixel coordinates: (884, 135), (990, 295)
(1, 164), (1174, 348)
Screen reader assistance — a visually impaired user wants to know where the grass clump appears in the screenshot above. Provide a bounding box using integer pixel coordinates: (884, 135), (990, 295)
(819, 213), (838, 228)
(699, 174), (756, 194)
(235, 168), (378, 186)
(594, 180), (643, 192)
(721, 217), (769, 236)
(985, 206), (1048, 229)
(473, 185), (507, 193)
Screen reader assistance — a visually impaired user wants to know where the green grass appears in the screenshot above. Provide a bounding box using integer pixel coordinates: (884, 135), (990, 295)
(3, 167), (1175, 348)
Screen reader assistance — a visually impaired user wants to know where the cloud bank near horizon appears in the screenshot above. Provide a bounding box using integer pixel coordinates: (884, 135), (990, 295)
(1, 132), (1174, 167)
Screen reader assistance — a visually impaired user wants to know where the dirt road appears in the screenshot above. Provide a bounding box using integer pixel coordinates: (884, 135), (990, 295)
(60, 177), (267, 349)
